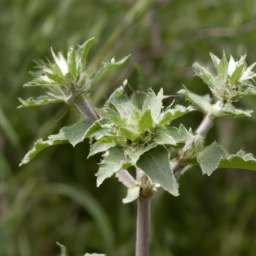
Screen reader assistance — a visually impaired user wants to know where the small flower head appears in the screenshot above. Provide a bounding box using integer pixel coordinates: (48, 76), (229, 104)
(193, 52), (256, 102)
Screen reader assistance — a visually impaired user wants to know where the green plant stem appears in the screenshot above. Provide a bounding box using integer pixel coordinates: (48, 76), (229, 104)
(73, 96), (98, 122)
(136, 196), (151, 256)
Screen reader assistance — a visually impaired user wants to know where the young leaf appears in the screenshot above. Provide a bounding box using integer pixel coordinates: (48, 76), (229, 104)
(84, 118), (113, 138)
(154, 124), (191, 145)
(192, 63), (215, 90)
(122, 185), (140, 204)
(67, 46), (77, 79)
(105, 85), (138, 120)
(142, 89), (164, 123)
(138, 109), (153, 132)
(88, 55), (130, 92)
(158, 105), (194, 126)
(153, 127), (176, 146)
(197, 141), (226, 176)
(78, 37), (96, 70)
(20, 139), (64, 166)
(230, 62), (244, 85)
(88, 143), (116, 158)
(136, 146), (179, 196)
(218, 150), (256, 171)
(178, 87), (212, 114)
(96, 146), (131, 186)
(125, 143), (158, 165)
(119, 127), (140, 142)
(49, 120), (92, 147)
(18, 96), (62, 108)
(211, 102), (253, 118)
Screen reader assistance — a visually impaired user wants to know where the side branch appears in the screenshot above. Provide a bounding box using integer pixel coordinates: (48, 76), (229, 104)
(173, 114), (214, 178)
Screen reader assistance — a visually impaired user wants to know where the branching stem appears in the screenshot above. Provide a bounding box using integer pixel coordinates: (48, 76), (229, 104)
(73, 96), (98, 123)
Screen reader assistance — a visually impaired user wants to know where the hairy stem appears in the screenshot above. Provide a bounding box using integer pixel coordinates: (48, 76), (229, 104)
(136, 196), (151, 256)
(115, 170), (137, 188)
(73, 96), (98, 122)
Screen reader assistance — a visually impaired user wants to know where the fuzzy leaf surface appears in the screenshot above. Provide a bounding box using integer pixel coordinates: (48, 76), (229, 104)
(211, 102), (253, 118)
(78, 37), (96, 70)
(197, 141), (226, 176)
(49, 120), (92, 147)
(136, 146), (179, 196)
(20, 139), (64, 166)
(88, 143), (116, 158)
(125, 143), (158, 165)
(89, 55), (130, 92)
(105, 85), (138, 121)
(138, 109), (153, 132)
(18, 96), (62, 108)
(218, 150), (256, 171)
(122, 185), (140, 204)
(154, 124), (190, 145)
(178, 87), (212, 114)
(158, 105), (194, 126)
(142, 89), (164, 123)
(96, 146), (131, 186)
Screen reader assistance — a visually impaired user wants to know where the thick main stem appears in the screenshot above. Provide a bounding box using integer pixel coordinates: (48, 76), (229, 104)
(136, 196), (151, 256)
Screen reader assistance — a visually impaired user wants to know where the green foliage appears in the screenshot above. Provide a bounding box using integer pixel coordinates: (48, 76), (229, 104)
(19, 39), (129, 107)
(3, 1), (256, 255)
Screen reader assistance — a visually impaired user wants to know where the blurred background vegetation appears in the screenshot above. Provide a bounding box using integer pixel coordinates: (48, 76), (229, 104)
(1, 0), (256, 255)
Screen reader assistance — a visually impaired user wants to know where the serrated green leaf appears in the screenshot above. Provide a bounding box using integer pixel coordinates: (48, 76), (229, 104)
(96, 146), (131, 186)
(105, 86), (139, 121)
(78, 37), (96, 70)
(67, 46), (77, 79)
(104, 108), (127, 127)
(178, 87), (212, 114)
(18, 95), (62, 108)
(84, 118), (113, 138)
(23, 75), (57, 87)
(119, 127), (140, 142)
(49, 120), (92, 147)
(153, 127), (176, 145)
(88, 143), (116, 158)
(197, 141), (226, 176)
(218, 150), (256, 171)
(210, 52), (221, 71)
(125, 143), (158, 165)
(154, 124), (191, 146)
(218, 52), (229, 80)
(122, 185), (140, 204)
(211, 102), (253, 118)
(192, 63), (215, 90)
(45, 71), (66, 84)
(142, 89), (164, 123)
(89, 55), (130, 92)
(20, 139), (64, 166)
(230, 62), (244, 85)
(158, 105), (194, 126)
(138, 109), (153, 132)
(95, 136), (125, 146)
(136, 146), (179, 196)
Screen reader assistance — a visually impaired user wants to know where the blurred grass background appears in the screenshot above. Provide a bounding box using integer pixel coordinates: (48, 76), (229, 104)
(1, 0), (256, 255)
